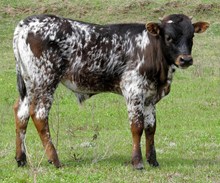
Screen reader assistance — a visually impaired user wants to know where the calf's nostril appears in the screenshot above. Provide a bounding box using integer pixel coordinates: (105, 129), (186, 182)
(180, 56), (193, 64)
(180, 57), (185, 62)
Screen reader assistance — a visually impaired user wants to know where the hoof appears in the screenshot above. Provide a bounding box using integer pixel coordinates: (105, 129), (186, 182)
(17, 160), (27, 167)
(48, 159), (61, 168)
(16, 158), (27, 167)
(133, 162), (144, 170)
(132, 159), (144, 170)
(132, 155), (144, 170)
(147, 160), (159, 167)
(48, 160), (53, 164)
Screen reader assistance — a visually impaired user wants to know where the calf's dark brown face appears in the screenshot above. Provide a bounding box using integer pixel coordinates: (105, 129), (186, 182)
(146, 14), (209, 69)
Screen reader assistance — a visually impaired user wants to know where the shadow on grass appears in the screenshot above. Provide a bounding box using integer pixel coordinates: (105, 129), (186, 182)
(59, 154), (220, 169)
(60, 154), (131, 168)
(159, 157), (220, 168)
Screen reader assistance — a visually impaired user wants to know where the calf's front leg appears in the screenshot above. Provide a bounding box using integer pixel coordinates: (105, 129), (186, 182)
(144, 104), (159, 167)
(131, 120), (144, 170)
(126, 95), (145, 170)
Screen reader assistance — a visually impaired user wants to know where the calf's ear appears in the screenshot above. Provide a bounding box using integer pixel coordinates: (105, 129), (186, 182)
(146, 22), (160, 36)
(193, 22), (210, 33)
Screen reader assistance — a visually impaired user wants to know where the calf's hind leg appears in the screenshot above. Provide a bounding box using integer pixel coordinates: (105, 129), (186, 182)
(14, 98), (29, 167)
(30, 99), (61, 168)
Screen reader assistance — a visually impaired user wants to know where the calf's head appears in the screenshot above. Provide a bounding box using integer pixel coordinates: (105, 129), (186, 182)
(146, 14), (209, 68)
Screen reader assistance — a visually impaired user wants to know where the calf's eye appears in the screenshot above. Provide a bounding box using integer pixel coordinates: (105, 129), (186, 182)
(165, 35), (173, 43)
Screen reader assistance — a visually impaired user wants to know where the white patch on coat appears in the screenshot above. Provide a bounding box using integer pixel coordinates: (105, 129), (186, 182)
(121, 70), (143, 123)
(121, 64), (174, 128)
(144, 104), (156, 128)
(135, 30), (150, 50)
(167, 20), (174, 24)
(121, 68), (156, 126)
(36, 105), (47, 120)
(17, 97), (30, 122)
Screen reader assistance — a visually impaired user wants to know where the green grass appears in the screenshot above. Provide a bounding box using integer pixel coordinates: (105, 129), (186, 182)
(0, 0), (220, 182)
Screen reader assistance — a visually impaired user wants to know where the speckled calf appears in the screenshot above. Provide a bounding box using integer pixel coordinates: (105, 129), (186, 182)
(13, 14), (209, 169)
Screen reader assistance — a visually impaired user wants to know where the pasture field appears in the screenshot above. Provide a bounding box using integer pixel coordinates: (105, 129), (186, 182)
(0, 0), (220, 182)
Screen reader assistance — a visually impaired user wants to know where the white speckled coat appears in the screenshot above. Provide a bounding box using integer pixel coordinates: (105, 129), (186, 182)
(13, 14), (209, 169)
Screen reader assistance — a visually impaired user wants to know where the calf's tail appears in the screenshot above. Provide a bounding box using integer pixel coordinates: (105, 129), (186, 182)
(13, 20), (27, 101)
(17, 71), (27, 101)
(13, 21), (30, 121)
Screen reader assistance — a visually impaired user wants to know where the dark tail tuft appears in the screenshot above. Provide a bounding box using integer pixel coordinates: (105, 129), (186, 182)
(17, 72), (26, 100)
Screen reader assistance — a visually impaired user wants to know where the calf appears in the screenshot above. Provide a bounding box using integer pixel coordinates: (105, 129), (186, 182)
(13, 14), (209, 169)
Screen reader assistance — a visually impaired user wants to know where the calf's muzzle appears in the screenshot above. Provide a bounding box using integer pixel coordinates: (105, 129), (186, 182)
(175, 55), (193, 69)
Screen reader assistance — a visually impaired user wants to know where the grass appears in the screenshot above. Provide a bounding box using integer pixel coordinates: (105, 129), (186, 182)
(0, 0), (220, 182)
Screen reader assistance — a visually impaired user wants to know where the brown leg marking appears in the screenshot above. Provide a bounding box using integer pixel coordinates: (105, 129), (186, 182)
(145, 124), (159, 167)
(14, 99), (29, 167)
(131, 122), (144, 170)
(30, 104), (61, 168)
